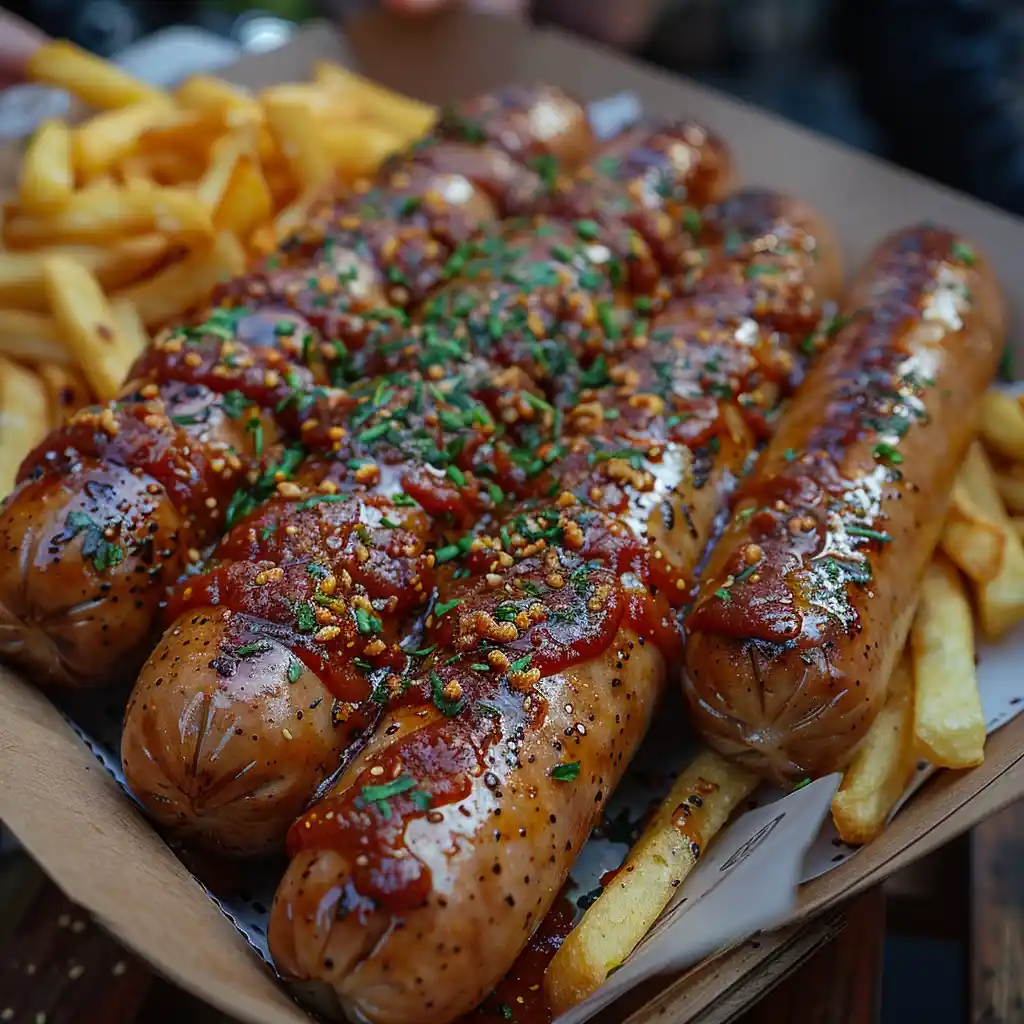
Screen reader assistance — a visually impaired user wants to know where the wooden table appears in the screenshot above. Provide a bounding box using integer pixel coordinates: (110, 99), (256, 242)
(0, 802), (1021, 1024)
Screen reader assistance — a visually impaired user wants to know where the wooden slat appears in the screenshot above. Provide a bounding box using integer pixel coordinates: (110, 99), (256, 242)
(970, 798), (1024, 1023)
(0, 853), (153, 1024)
(734, 887), (886, 1024)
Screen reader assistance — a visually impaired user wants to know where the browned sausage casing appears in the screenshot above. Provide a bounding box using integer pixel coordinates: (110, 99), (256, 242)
(683, 226), (1006, 782)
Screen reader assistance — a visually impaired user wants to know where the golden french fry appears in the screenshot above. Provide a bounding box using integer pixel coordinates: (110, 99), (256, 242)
(319, 122), (404, 183)
(110, 298), (149, 366)
(910, 554), (986, 769)
(980, 388), (1024, 461)
(18, 119), (73, 213)
(175, 74), (260, 122)
(195, 132), (245, 211)
(832, 652), (917, 844)
(115, 232), (246, 328)
(0, 235), (167, 311)
(995, 466), (1024, 514)
(0, 357), (49, 498)
(544, 750), (757, 1015)
(27, 40), (167, 109)
(134, 108), (227, 158)
(0, 309), (69, 365)
(72, 99), (176, 179)
(958, 441), (1024, 637)
(941, 480), (1006, 584)
(119, 150), (207, 187)
(259, 82), (359, 118)
(4, 184), (213, 248)
(43, 256), (137, 400)
(262, 96), (335, 194)
(215, 155), (273, 242)
(313, 61), (436, 139)
(36, 364), (90, 428)
(272, 188), (324, 243)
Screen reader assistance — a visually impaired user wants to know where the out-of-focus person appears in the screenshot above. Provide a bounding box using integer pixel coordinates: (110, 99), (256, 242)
(0, 7), (46, 87)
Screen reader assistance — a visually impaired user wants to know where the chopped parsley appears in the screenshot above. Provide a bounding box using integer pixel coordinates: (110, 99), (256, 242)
(359, 774), (416, 820)
(551, 761), (581, 782)
(61, 510), (125, 574)
(294, 601), (317, 633)
(431, 672), (464, 716)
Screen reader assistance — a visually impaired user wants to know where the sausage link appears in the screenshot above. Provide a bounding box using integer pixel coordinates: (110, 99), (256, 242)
(683, 226), (1005, 782)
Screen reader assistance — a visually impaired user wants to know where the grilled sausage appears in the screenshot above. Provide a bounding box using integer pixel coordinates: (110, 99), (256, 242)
(266, 193), (840, 1022)
(682, 225), (1005, 782)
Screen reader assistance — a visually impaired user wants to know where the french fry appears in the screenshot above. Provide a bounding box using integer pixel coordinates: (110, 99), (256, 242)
(319, 122), (405, 183)
(262, 96), (335, 194)
(27, 40), (167, 110)
(36, 364), (90, 428)
(110, 298), (150, 367)
(995, 465), (1024, 515)
(134, 108), (227, 158)
(115, 232), (246, 328)
(980, 389), (1024, 461)
(3, 185), (213, 248)
(18, 120), (73, 213)
(313, 61), (436, 139)
(545, 750), (757, 1014)
(272, 187), (324, 242)
(195, 132), (245, 211)
(910, 555), (986, 768)
(175, 74), (260, 122)
(0, 310), (69, 365)
(832, 652), (917, 844)
(215, 156), (273, 243)
(957, 441), (1024, 637)
(0, 235), (168, 311)
(0, 358), (49, 498)
(72, 99), (176, 180)
(941, 480), (1006, 584)
(43, 256), (136, 400)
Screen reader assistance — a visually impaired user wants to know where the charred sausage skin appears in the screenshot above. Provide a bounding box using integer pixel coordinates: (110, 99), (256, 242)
(683, 226), (1005, 782)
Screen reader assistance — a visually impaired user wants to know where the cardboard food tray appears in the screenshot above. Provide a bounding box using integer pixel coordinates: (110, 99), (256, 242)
(3, 9), (1024, 1024)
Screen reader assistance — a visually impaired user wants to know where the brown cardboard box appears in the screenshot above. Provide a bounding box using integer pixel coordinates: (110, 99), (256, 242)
(2, 10), (1024, 1024)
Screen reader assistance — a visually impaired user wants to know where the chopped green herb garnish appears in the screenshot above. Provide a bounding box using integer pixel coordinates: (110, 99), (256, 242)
(236, 640), (272, 658)
(430, 671), (464, 716)
(434, 598), (461, 618)
(287, 660), (303, 683)
(846, 525), (892, 543)
(550, 761), (580, 782)
(294, 601), (317, 633)
(354, 607), (382, 635)
(714, 588), (732, 602)
(359, 774), (417, 820)
(296, 493), (349, 511)
(872, 442), (903, 465)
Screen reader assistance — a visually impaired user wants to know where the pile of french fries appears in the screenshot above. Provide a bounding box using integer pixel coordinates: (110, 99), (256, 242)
(547, 386), (1024, 1010)
(0, 40), (436, 494)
